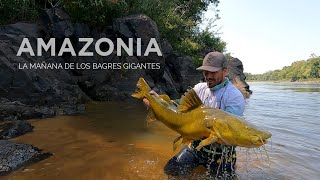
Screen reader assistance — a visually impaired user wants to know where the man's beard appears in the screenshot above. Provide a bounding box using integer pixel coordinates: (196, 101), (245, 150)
(206, 79), (217, 88)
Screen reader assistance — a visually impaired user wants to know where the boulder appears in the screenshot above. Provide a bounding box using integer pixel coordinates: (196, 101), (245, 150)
(165, 54), (202, 93)
(113, 14), (165, 81)
(69, 14), (181, 101)
(0, 98), (55, 120)
(0, 140), (52, 175)
(113, 14), (160, 45)
(0, 22), (89, 119)
(0, 121), (33, 140)
(39, 8), (74, 38)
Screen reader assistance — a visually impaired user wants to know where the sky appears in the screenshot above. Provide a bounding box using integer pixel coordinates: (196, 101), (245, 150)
(203, 0), (320, 74)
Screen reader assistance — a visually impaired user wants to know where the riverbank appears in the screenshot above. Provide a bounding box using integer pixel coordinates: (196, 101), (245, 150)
(247, 78), (320, 83)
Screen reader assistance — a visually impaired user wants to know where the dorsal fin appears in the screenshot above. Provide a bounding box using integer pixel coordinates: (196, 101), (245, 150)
(177, 89), (203, 113)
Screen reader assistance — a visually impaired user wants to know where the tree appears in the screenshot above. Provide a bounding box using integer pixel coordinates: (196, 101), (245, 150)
(245, 57), (320, 81)
(309, 53), (319, 59)
(310, 61), (320, 78)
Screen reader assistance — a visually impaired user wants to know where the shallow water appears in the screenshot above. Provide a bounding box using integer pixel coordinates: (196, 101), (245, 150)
(5, 82), (320, 179)
(241, 82), (320, 179)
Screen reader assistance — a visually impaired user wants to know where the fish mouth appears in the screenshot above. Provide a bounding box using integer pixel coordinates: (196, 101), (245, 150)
(251, 136), (269, 146)
(261, 139), (267, 144)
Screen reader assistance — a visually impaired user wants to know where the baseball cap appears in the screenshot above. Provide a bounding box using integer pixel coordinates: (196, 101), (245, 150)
(196, 52), (228, 72)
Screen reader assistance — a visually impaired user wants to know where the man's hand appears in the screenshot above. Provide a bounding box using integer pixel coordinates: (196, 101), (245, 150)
(143, 90), (158, 110)
(143, 98), (150, 109)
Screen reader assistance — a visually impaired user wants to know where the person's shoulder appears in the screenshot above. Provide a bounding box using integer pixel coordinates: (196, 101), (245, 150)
(225, 82), (244, 99)
(193, 82), (207, 91)
(223, 82), (245, 116)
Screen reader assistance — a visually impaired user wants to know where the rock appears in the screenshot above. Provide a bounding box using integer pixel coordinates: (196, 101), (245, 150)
(113, 14), (160, 45)
(160, 39), (173, 58)
(72, 14), (172, 101)
(73, 23), (91, 39)
(39, 7), (74, 38)
(165, 54), (202, 92)
(0, 22), (89, 119)
(0, 121), (33, 140)
(228, 58), (252, 98)
(155, 70), (179, 99)
(0, 140), (52, 175)
(113, 14), (165, 81)
(0, 98), (55, 120)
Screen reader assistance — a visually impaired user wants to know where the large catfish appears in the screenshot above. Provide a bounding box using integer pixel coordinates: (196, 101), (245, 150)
(132, 78), (271, 151)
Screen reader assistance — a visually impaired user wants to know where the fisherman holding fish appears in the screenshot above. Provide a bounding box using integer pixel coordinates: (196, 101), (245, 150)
(143, 52), (246, 178)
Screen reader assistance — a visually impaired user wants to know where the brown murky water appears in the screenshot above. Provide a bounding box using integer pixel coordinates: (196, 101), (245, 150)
(5, 102), (175, 179)
(3, 101), (272, 180)
(5, 81), (320, 180)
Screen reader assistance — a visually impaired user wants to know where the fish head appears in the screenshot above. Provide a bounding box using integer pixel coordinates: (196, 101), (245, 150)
(131, 77), (151, 99)
(219, 118), (272, 148)
(249, 129), (272, 147)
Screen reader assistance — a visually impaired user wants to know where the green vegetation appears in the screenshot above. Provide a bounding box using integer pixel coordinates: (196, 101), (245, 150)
(62, 0), (226, 65)
(0, 0), (38, 25)
(0, 0), (226, 64)
(245, 57), (320, 82)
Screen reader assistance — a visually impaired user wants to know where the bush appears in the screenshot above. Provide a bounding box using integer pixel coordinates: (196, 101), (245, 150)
(62, 0), (128, 26)
(0, 0), (38, 25)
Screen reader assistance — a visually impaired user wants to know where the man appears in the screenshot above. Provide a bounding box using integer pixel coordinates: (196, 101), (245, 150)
(144, 52), (245, 178)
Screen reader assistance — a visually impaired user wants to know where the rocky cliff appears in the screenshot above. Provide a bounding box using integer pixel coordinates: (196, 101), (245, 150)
(0, 8), (202, 120)
(0, 8), (251, 121)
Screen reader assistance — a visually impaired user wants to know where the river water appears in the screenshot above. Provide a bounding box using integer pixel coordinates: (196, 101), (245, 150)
(5, 82), (320, 179)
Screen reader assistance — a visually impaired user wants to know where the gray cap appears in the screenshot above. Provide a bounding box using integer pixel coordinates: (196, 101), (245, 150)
(196, 52), (228, 72)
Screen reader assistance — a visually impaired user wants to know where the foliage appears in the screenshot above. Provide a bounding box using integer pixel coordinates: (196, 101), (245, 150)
(245, 57), (320, 81)
(0, 0), (38, 25)
(62, 0), (128, 26)
(182, 29), (226, 66)
(62, 0), (226, 61)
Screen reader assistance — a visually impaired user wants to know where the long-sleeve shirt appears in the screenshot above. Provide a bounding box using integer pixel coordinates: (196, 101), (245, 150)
(193, 82), (245, 116)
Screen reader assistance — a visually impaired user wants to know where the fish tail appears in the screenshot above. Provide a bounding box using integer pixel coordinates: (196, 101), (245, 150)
(131, 77), (151, 99)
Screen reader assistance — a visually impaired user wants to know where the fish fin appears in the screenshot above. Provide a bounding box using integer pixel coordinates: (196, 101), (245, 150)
(173, 136), (183, 151)
(146, 118), (156, 126)
(158, 94), (173, 105)
(177, 89), (203, 113)
(131, 78), (151, 99)
(184, 139), (191, 145)
(195, 134), (218, 151)
(213, 128), (230, 145)
(146, 109), (157, 126)
(173, 136), (190, 151)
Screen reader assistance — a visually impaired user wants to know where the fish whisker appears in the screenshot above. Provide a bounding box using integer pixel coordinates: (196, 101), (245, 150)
(252, 148), (261, 163)
(261, 143), (271, 168)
